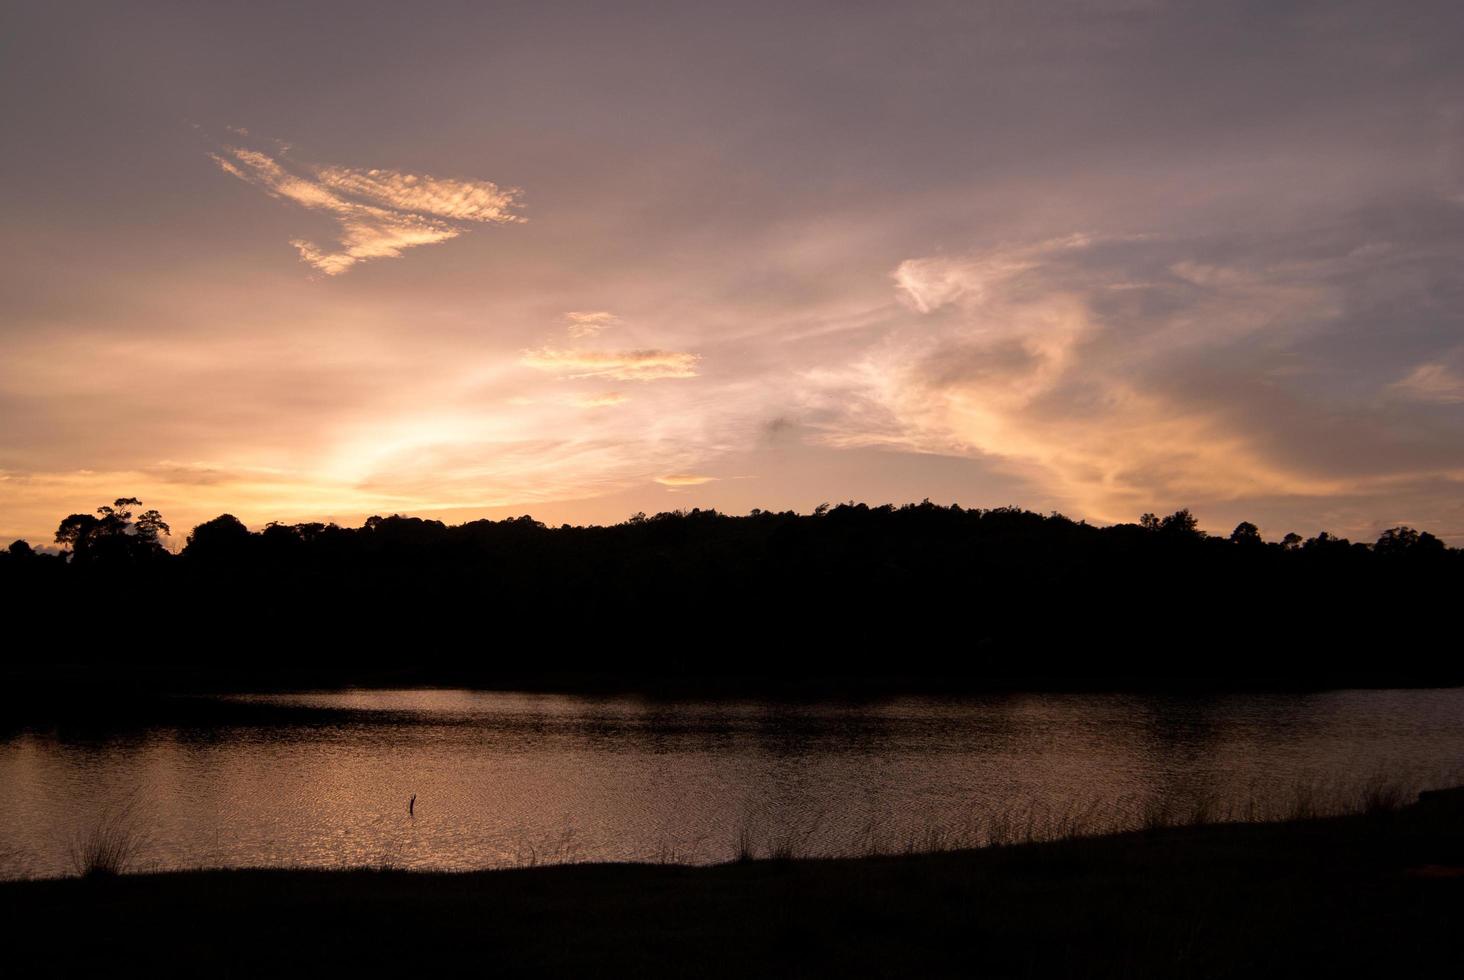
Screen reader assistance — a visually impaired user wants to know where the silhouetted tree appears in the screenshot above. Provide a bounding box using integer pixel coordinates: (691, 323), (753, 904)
(55, 497), (171, 565)
(134, 507), (172, 546)
(6, 495), (1461, 685)
(184, 514), (252, 564)
(1159, 510), (1201, 537)
(1374, 526), (1443, 556)
(1229, 522), (1262, 546)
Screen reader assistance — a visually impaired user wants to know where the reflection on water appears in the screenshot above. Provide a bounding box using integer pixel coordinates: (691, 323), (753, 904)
(2, 688), (1462, 879)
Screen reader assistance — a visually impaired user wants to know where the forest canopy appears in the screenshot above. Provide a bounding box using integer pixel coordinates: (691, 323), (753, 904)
(3, 499), (1458, 687)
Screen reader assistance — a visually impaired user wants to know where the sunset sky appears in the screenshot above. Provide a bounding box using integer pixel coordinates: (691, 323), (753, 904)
(3, 1), (1463, 547)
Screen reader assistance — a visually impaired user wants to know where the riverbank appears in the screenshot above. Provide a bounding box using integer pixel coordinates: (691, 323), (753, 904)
(5, 802), (1462, 977)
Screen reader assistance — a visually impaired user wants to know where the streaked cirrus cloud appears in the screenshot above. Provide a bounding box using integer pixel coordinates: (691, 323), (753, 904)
(655, 474), (717, 487)
(7, 1), (1464, 548)
(573, 392), (630, 408)
(1392, 363), (1464, 405)
(210, 142), (522, 274)
(803, 226), (1464, 527)
(564, 311), (621, 338)
(520, 347), (700, 381)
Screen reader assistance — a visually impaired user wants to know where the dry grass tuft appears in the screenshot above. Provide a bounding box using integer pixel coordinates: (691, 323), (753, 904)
(69, 799), (146, 879)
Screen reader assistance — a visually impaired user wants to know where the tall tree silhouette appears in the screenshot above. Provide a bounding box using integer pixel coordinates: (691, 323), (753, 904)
(54, 497), (171, 565)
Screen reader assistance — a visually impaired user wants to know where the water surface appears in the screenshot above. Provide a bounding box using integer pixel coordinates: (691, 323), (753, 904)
(3, 688), (1462, 879)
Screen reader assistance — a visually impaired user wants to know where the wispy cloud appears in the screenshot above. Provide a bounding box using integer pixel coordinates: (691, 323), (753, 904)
(520, 347), (700, 381)
(1392, 362), (1464, 404)
(13, 4), (1464, 549)
(564, 311), (620, 338)
(145, 460), (288, 486)
(805, 233), (1435, 523)
(655, 474), (716, 487)
(314, 167), (521, 223)
(573, 391), (630, 408)
(209, 144), (522, 274)
(893, 234), (1092, 314)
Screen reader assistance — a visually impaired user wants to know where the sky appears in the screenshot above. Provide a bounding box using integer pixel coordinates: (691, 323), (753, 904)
(3, 0), (1464, 547)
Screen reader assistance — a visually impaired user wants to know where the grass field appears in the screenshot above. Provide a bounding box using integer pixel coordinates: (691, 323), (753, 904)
(5, 796), (1463, 978)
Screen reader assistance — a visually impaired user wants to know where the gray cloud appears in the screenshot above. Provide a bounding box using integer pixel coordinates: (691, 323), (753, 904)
(806, 210), (1464, 532)
(4, 0), (1464, 544)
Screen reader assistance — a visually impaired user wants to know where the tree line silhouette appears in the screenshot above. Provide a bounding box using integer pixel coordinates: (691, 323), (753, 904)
(3, 498), (1458, 687)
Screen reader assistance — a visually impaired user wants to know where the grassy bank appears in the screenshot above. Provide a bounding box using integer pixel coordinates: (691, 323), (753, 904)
(6, 801), (1463, 978)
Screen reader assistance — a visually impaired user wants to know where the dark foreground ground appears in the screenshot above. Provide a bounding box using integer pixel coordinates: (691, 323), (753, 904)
(6, 803), (1464, 979)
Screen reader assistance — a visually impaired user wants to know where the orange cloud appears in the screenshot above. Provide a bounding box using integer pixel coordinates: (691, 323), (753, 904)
(807, 236), (1384, 524)
(314, 166), (522, 223)
(209, 144), (521, 274)
(573, 392), (630, 408)
(564, 311), (621, 337)
(654, 474), (716, 487)
(520, 347), (700, 381)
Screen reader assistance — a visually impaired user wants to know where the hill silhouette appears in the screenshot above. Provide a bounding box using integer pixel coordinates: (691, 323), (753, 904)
(3, 499), (1459, 690)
